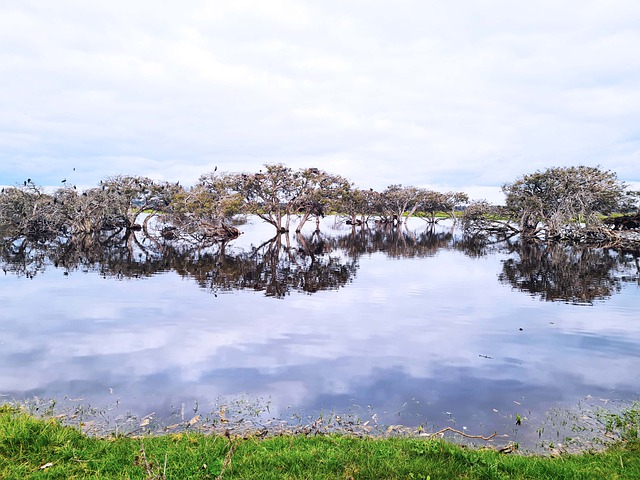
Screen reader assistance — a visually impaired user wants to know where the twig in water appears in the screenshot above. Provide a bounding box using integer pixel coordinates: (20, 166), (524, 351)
(428, 427), (497, 441)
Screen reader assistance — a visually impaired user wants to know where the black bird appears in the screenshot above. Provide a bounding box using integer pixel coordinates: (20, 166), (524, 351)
(61, 178), (67, 183)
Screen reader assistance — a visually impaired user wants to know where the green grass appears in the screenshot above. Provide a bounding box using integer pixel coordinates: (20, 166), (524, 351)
(598, 404), (640, 443)
(1, 404), (639, 479)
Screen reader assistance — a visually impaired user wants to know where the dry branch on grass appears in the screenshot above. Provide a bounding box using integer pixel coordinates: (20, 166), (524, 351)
(426, 426), (498, 441)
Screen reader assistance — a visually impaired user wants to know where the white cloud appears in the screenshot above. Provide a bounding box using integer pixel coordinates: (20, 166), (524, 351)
(1, 1), (638, 193)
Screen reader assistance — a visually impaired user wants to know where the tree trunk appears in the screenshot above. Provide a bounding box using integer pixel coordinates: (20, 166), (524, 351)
(296, 211), (312, 233)
(520, 212), (538, 240)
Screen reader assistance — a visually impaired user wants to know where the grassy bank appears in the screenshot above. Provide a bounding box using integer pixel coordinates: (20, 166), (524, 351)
(1, 405), (639, 479)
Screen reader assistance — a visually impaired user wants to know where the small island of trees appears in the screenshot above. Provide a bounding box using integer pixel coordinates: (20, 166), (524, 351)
(2, 163), (638, 248)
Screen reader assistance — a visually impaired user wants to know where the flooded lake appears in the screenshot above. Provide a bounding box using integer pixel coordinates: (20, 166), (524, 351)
(1, 216), (639, 450)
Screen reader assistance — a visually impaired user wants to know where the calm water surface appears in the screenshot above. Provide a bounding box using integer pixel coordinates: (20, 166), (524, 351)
(1, 217), (639, 448)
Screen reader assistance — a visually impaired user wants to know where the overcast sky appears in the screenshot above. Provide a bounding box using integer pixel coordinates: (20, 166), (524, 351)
(1, 1), (639, 202)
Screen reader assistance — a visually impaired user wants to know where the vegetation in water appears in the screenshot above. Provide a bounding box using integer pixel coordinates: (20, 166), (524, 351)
(1, 403), (639, 479)
(598, 403), (640, 443)
(462, 166), (639, 248)
(2, 164), (637, 246)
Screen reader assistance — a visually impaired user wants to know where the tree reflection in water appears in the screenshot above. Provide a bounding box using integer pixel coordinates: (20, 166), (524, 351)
(337, 223), (453, 259)
(1, 218), (638, 302)
(499, 241), (639, 304)
(178, 233), (359, 298)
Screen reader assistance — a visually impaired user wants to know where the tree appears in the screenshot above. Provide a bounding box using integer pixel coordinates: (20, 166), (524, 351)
(0, 181), (65, 240)
(231, 164), (300, 233)
(166, 172), (242, 244)
(99, 175), (178, 230)
(502, 166), (632, 239)
(419, 190), (469, 224)
(291, 168), (351, 232)
(232, 164), (349, 234)
(338, 188), (381, 227)
(51, 185), (124, 236)
(379, 185), (423, 225)
(460, 200), (516, 238)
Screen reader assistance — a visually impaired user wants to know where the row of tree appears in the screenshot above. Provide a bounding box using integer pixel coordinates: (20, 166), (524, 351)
(0, 164), (470, 244)
(1, 164), (638, 250)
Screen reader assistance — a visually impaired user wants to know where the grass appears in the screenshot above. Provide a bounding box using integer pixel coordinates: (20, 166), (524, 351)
(1, 404), (639, 479)
(598, 404), (640, 443)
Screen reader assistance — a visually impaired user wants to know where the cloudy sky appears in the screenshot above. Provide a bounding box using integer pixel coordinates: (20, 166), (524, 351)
(1, 1), (639, 202)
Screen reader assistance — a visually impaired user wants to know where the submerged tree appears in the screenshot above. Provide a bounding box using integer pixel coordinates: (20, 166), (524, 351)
(502, 166), (634, 239)
(291, 168), (351, 232)
(99, 175), (180, 229)
(460, 166), (637, 247)
(231, 164), (299, 233)
(460, 201), (517, 237)
(379, 185), (423, 225)
(419, 190), (469, 224)
(232, 164), (350, 234)
(164, 171), (242, 244)
(338, 188), (382, 227)
(0, 182), (60, 240)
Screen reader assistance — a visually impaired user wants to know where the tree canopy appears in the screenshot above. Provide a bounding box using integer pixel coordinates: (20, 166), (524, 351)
(502, 166), (633, 239)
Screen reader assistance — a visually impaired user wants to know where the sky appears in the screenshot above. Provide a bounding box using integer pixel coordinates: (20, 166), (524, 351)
(1, 1), (639, 203)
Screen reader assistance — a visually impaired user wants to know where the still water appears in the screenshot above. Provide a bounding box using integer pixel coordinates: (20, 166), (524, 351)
(1, 216), (639, 449)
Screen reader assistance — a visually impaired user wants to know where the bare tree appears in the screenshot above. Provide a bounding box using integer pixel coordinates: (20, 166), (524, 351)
(291, 168), (351, 232)
(0, 182), (62, 240)
(99, 175), (178, 229)
(503, 166), (633, 239)
(337, 188), (381, 227)
(380, 185), (423, 225)
(230, 164), (299, 233)
(460, 200), (518, 239)
(165, 172), (241, 244)
(232, 164), (348, 234)
(419, 190), (469, 224)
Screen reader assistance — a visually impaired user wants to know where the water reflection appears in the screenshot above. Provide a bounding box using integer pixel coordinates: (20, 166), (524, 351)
(1, 217), (639, 450)
(174, 233), (359, 298)
(336, 223), (454, 259)
(2, 219), (637, 304)
(0, 220), (460, 298)
(499, 241), (639, 304)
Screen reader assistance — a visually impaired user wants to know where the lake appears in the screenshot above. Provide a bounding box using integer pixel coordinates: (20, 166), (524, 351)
(1, 216), (639, 450)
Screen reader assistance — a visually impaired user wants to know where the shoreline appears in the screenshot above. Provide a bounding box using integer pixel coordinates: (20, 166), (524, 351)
(4, 396), (639, 456)
(2, 403), (639, 479)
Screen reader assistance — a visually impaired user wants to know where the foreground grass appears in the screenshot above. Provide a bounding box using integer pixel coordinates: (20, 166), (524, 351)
(1, 405), (639, 479)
